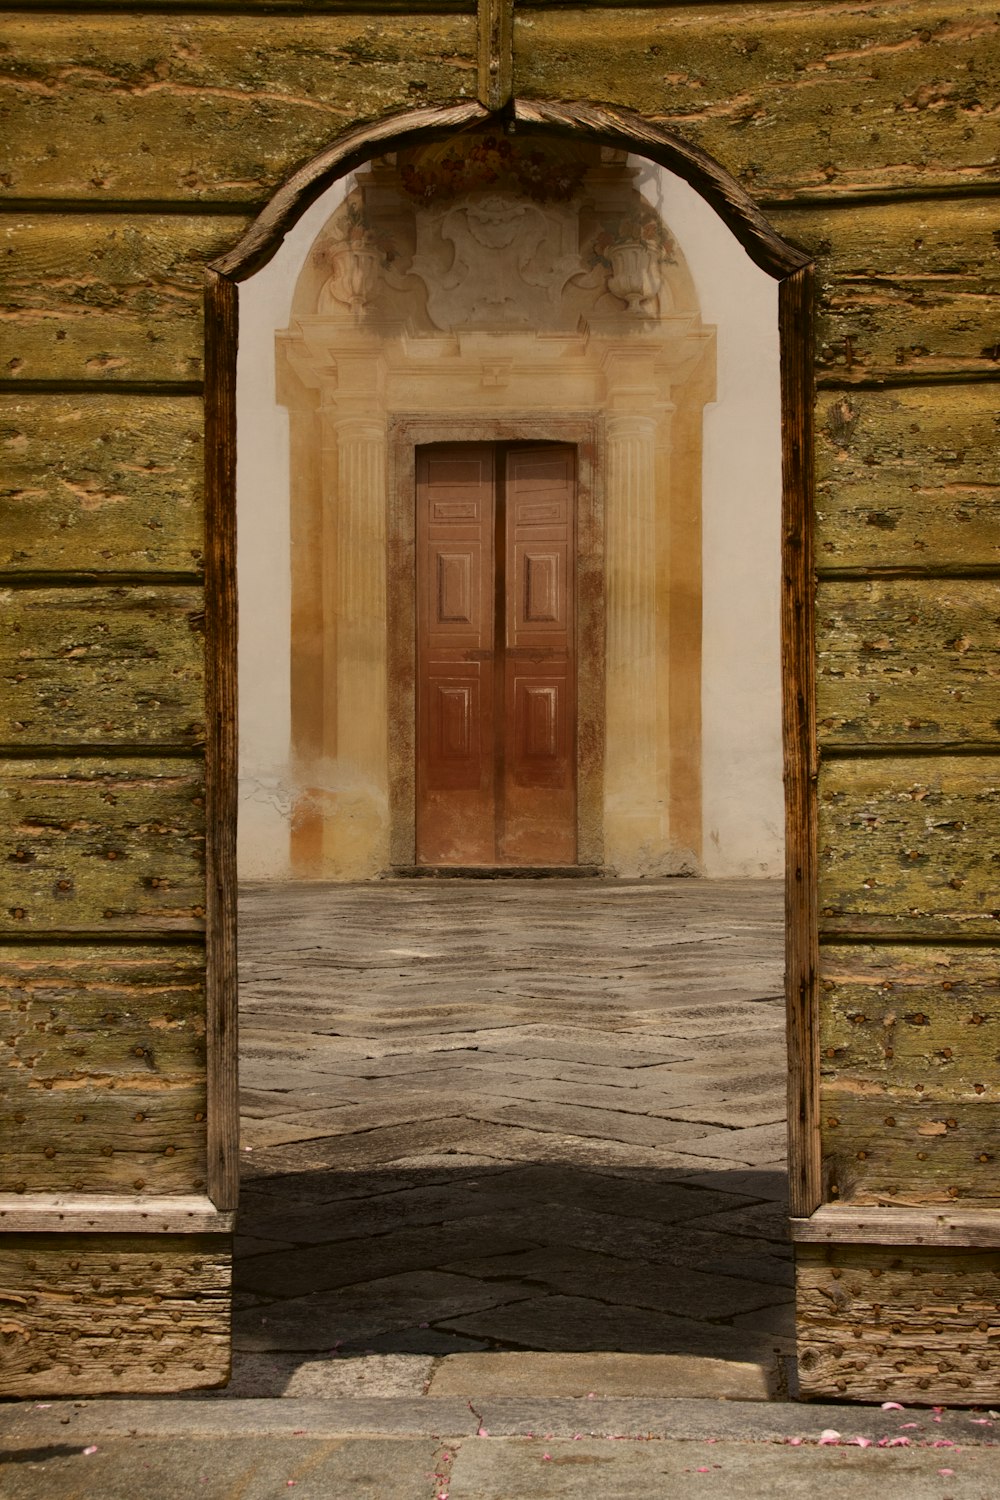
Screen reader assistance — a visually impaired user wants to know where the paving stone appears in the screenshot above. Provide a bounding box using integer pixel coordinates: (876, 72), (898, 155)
(427, 1350), (774, 1399)
(233, 1270), (534, 1352)
(439, 1294), (787, 1363)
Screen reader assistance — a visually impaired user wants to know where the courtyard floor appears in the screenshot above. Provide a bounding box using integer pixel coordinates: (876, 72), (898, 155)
(230, 877), (794, 1400)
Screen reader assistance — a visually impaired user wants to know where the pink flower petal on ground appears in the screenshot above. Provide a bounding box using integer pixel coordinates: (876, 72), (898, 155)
(931, 1440), (957, 1449)
(881, 1402), (904, 1411)
(785, 1437), (803, 1446)
(82, 1446), (98, 1456)
(542, 1453), (551, 1461)
(938, 1470), (955, 1478)
(844, 1437), (873, 1447)
(696, 1467), (711, 1473)
(900, 1423), (920, 1430)
(886, 1437), (911, 1447)
(818, 1430), (841, 1445)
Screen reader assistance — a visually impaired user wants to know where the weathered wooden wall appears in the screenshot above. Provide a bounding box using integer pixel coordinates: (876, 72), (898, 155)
(1, 0), (998, 1399)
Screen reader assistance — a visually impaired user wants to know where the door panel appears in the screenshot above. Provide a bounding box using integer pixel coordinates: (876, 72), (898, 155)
(502, 445), (576, 863)
(415, 442), (577, 867)
(416, 446), (495, 864)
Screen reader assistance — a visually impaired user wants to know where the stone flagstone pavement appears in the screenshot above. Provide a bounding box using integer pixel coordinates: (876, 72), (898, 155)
(229, 878), (794, 1399)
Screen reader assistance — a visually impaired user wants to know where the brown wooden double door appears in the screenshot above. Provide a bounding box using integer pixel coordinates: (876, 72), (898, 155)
(416, 442), (577, 867)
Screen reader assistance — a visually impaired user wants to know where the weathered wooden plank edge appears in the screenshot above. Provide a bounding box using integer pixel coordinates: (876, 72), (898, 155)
(0, 380), (204, 397)
(203, 271), (239, 1212)
(820, 742), (1000, 759)
(0, 930), (206, 946)
(0, 744), (206, 760)
(819, 930), (1000, 949)
(779, 263), (820, 1219)
(818, 567), (1000, 584)
(818, 372), (1000, 393)
(0, 0), (473, 10)
(0, 1194), (233, 1235)
(0, 573), (205, 589)
(791, 1204), (1000, 1248)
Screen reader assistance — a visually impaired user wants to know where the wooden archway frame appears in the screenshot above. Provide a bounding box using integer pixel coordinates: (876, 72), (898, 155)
(203, 100), (818, 1220)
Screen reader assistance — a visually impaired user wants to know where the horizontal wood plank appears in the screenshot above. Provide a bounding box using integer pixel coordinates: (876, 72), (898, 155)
(1, 15), (477, 202)
(0, 1195), (231, 1235)
(0, 1233), (229, 1395)
(815, 384), (1000, 573)
(0, 214), (250, 383)
(816, 579), (1000, 748)
(1, 586), (206, 747)
(818, 756), (1000, 938)
(0, 758), (206, 933)
(792, 1204), (1000, 1247)
(770, 198), (1000, 384)
(515, 2), (1000, 201)
(1, 394), (204, 575)
(0, 945), (207, 1195)
(818, 943), (1000, 1205)
(796, 1242), (1000, 1401)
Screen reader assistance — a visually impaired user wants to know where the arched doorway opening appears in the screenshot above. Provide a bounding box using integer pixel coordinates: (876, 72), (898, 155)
(204, 102), (817, 1387)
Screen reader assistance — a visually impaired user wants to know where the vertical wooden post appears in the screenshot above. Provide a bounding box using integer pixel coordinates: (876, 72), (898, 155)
(478, 0), (514, 111)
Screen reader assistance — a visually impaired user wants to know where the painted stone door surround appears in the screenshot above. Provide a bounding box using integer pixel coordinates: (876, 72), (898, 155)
(275, 137), (716, 880)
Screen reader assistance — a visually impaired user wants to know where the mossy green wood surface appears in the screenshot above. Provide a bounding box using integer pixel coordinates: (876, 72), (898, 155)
(796, 1243), (1000, 1401)
(818, 946), (1000, 1205)
(816, 579), (1000, 747)
(1, 759), (206, 933)
(0, 216), (251, 384)
(0, 395), (205, 576)
(815, 385), (1000, 574)
(818, 756), (1000, 937)
(0, 15), (478, 201)
(514, 3), (1000, 200)
(1, 587), (205, 746)
(0, 1234), (229, 1393)
(770, 199), (1000, 384)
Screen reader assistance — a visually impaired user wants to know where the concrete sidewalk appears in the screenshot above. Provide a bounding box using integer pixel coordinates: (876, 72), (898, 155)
(2, 1394), (997, 1498)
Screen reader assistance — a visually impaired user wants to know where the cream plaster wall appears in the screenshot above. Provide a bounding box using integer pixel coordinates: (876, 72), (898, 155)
(236, 153), (783, 880)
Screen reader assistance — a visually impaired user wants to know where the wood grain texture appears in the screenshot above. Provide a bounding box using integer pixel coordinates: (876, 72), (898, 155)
(818, 943), (1000, 1206)
(816, 579), (1000, 748)
(0, 1233), (229, 1395)
(0, 1195), (231, 1235)
(0, 946), (207, 1195)
(0, 758), (206, 934)
(818, 756), (1000, 938)
(514, 2), (1000, 201)
(770, 198), (1000, 384)
(0, 214), (250, 383)
(203, 273), (238, 1211)
(815, 385), (1000, 575)
(0, 586), (205, 746)
(0, 15), (478, 202)
(0, 394), (204, 576)
(793, 1204), (1000, 1248)
(780, 265), (820, 1219)
(796, 1242), (1000, 1402)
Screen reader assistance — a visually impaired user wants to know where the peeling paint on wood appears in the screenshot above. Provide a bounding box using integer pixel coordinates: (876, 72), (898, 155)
(0, 215), (250, 384)
(818, 944), (1000, 1205)
(815, 385), (1000, 574)
(0, 1234), (229, 1395)
(515, 3), (1000, 201)
(816, 579), (1000, 747)
(0, 16), (478, 202)
(0, 946), (207, 1195)
(797, 1243), (1000, 1402)
(771, 198), (1000, 383)
(0, 395), (204, 576)
(0, 758), (206, 933)
(1, 587), (206, 746)
(819, 757), (1000, 938)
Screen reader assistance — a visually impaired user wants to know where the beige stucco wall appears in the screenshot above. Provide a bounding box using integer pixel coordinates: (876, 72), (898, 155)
(236, 151), (782, 880)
